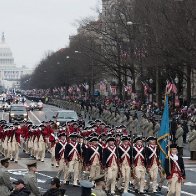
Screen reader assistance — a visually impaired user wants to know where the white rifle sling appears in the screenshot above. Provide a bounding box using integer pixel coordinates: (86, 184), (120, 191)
(134, 146), (144, 160)
(106, 147), (117, 163)
(51, 133), (58, 141)
(119, 145), (130, 159)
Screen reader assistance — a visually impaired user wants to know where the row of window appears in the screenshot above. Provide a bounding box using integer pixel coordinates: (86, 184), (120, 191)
(0, 53), (12, 57)
(0, 59), (14, 64)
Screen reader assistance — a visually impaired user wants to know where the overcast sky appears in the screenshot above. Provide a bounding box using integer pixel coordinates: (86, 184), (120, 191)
(0, 0), (100, 68)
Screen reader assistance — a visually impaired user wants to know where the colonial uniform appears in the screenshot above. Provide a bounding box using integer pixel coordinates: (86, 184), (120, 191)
(132, 137), (146, 193)
(102, 137), (118, 194)
(49, 131), (58, 166)
(165, 144), (186, 196)
(118, 136), (132, 193)
(64, 133), (82, 186)
(10, 126), (22, 162)
(85, 137), (102, 180)
(55, 133), (68, 183)
(145, 136), (159, 193)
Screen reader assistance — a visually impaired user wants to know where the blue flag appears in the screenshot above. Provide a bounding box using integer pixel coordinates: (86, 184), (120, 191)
(157, 95), (170, 168)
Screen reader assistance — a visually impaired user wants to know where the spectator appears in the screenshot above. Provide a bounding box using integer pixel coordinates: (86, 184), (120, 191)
(80, 180), (94, 196)
(43, 177), (65, 196)
(10, 179), (31, 196)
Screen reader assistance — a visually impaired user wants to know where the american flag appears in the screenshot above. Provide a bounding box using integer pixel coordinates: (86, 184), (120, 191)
(165, 80), (177, 94)
(68, 86), (73, 94)
(141, 82), (151, 96)
(124, 85), (132, 95)
(99, 81), (106, 92)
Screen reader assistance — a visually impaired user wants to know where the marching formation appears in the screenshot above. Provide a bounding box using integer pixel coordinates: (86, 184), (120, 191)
(0, 114), (187, 195)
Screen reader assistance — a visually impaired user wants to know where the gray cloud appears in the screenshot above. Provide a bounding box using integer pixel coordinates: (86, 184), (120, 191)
(0, 0), (99, 68)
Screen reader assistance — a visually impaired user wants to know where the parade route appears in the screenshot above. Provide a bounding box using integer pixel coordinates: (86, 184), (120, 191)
(0, 103), (195, 195)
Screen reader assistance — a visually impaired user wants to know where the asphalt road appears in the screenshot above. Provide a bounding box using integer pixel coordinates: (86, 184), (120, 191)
(0, 103), (195, 196)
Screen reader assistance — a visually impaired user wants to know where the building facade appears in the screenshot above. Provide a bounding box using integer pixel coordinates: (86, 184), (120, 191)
(0, 33), (32, 89)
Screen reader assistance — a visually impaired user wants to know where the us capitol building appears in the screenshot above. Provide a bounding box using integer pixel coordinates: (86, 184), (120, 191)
(0, 33), (32, 89)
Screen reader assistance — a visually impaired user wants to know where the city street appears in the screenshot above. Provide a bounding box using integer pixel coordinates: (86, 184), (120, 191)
(0, 103), (195, 196)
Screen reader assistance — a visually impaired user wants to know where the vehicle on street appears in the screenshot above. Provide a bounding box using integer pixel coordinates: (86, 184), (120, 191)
(37, 100), (43, 110)
(53, 110), (78, 126)
(9, 104), (28, 123)
(29, 100), (37, 111)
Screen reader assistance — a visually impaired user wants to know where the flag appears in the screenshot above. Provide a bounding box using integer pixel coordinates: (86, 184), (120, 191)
(165, 80), (177, 94)
(157, 95), (170, 168)
(141, 82), (151, 96)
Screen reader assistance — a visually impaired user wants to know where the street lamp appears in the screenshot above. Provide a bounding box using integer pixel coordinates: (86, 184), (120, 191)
(148, 78), (153, 104)
(174, 76), (179, 84)
(149, 78), (153, 84)
(127, 21), (134, 26)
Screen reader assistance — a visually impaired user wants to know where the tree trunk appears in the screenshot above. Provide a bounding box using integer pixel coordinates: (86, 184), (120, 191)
(186, 65), (191, 106)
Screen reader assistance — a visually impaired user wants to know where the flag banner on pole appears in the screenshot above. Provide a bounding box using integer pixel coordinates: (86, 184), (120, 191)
(157, 95), (170, 168)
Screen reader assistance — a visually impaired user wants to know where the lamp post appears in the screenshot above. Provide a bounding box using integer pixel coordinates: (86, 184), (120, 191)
(149, 78), (153, 104)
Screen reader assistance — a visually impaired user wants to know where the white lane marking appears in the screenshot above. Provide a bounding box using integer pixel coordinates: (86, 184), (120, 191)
(185, 164), (196, 168)
(183, 157), (191, 159)
(184, 182), (196, 186)
(36, 171), (53, 179)
(30, 111), (41, 123)
(162, 185), (196, 196)
(1, 110), (4, 120)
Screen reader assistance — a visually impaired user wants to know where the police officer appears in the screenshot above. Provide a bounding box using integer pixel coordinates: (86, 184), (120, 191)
(92, 174), (107, 196)
(24, 161), (41, 196)
(0, 158), (13, 196)
(188, 124), (196, 160)
(175, 122), (184, 157)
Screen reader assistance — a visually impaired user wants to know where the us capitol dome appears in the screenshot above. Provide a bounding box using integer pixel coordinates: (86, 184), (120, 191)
(0, 33), (32, 89)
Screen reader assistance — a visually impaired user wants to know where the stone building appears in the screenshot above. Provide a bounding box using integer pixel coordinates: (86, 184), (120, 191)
(0, 33), (32, 89)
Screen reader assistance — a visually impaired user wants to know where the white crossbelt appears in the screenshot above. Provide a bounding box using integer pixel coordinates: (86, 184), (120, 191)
(134, 146), (144, 160)
(59, 141), (67, 153)
(106, 146), (117, 163)
(148, 146), (157, 159)
(170, 155), (181, 172)
(68, 142), (78, 156)
(119, 145), (130, 159)
(90, 146), (100, 160)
